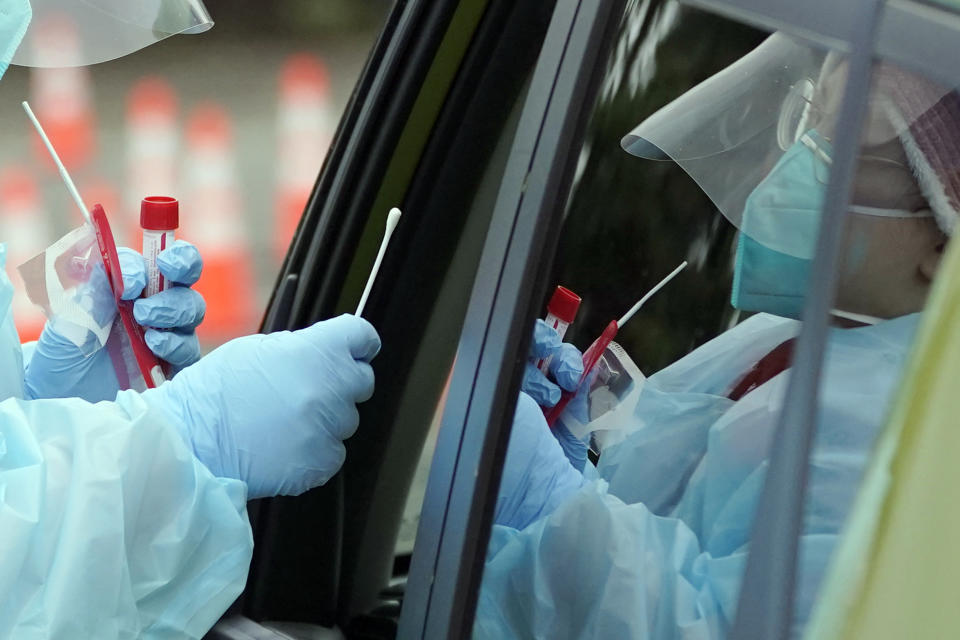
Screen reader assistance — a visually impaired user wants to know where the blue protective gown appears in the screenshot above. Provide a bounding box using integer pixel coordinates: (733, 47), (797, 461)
(476, 311), (919, 639)
(0, 246), (253, 639)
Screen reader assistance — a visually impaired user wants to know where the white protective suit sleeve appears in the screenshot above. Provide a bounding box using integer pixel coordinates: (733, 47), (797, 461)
(0, 390), (254, 639)
(475, 313), (918, 640)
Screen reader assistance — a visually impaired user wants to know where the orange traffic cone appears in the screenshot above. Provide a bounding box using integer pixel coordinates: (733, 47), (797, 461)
(182, 103), (258, 346)
(273, 54), (335, 261)
(28, 14), (96, 171)
(0, 168), (51, 342)
(126, 77), (180, 246)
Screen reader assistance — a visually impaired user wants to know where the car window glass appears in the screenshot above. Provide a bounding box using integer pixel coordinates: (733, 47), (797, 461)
(396, 73), (534, 557)
(0, 0), (391, 347)
(472, 1), (953, 638)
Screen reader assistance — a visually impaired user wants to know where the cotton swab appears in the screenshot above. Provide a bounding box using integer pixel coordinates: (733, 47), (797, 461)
(356, 207), (402, 317)
(22, 101), (91, 225)
(617, 260), (688, 328)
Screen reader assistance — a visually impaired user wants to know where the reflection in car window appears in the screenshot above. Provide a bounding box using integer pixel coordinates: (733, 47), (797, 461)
(473, 1), (955, 638)
(552, 0), (765, 374)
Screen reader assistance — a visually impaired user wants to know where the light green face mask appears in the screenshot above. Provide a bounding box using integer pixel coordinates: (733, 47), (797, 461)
(731, 131), (829, 319)
(732, 130), (935, 320)
(0, 0), (31, 79)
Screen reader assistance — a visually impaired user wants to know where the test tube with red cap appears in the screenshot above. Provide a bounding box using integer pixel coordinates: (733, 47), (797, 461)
(141, 196), (179, 297)
(536, 286), (581, 373)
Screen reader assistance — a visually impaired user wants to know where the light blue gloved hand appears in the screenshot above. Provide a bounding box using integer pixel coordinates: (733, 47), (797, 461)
(495, 392), (585, 529)
(24, 240), (206, 403)
(141, 314), (381, 498)
(520, 318), (589, 470)
(553, 362), (602, 472)
(552, 419), (590, 473)
(521, 319), (583, 407)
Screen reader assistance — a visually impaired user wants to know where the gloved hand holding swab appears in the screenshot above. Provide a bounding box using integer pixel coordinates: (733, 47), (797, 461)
(356, 207), (402, 317)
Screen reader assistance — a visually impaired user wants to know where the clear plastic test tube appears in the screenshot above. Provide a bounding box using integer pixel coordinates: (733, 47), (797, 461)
(537, 286), (581, 373)
(140, 196), (179, 297)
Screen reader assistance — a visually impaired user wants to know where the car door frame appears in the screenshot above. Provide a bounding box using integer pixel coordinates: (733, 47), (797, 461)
(397, 0), (627, 637)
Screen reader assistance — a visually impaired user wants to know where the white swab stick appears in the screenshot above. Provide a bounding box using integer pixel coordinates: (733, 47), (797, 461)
(617, 260), (688, 328)
(356, 207), (402, 317)
(22, 101), (90, 225)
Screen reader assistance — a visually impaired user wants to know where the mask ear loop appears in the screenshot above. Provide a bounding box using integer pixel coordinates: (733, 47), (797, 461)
(802, 132), (916, 189)
(828, 308), (883, 325)
(850, 148), (929, 217)
(848, 204), (935, 218)
(856, 152), (909, 168)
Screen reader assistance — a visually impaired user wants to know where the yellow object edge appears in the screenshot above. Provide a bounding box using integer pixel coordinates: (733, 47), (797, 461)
(805, 231), (960, 639)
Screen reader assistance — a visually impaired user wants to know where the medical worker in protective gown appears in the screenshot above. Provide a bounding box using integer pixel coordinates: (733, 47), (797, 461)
(0, 2), (379, 637)
(476, 34), (956, 639)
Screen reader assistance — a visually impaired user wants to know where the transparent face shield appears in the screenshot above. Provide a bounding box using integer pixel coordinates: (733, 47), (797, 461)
(622, 33), (958, 320)
(11, 0), (213, 67)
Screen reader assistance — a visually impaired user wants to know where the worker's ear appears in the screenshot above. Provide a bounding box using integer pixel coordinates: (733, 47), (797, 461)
(919, 239), (947, 283)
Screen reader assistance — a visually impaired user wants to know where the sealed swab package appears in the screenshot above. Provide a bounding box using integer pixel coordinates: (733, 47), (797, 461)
(19, 222), (110, 355)
(19, 205), (165, 392)
(560, 340), (646, 451)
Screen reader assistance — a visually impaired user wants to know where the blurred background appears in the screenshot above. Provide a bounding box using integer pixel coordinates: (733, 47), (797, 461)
(0, 0), (392, 348)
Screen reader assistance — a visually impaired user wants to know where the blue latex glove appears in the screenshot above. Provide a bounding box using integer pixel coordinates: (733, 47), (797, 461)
(520, 319), (589, 470)
(24, 240), (206, 402)
(141, 314), (381, 498)
(552, 420), (589, 473)
(553, 363), (601, 472)
(521, 319), (583, 407)
(494, 392), (585, 529)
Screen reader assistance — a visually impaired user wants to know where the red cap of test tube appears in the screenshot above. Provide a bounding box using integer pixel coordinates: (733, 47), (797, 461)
(140, 196), (179, 230)
(546, 286), (581, 324)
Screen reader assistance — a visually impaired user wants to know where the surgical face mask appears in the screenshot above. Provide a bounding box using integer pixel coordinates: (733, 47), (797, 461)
(0, 0), (31, 80)
(732, 130), (934, 319)
(731, 231), (811, 319)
